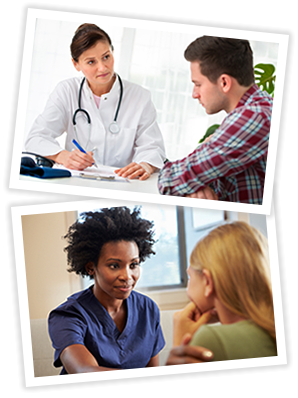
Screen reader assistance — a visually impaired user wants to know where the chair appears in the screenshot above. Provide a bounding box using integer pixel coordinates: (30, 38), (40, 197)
(30, 318), (60, 377)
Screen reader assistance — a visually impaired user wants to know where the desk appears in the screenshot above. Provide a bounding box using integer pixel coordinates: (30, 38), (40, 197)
(19, 172), (159, 193)
(17, 172), (168, 205)
(15, 169), (228, 211)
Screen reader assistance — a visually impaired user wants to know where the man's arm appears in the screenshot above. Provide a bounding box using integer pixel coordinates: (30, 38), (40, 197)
(186, 136), (219, 200)
(158, 101), (271, 197)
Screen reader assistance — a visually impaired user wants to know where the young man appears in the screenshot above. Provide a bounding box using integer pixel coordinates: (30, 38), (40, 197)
(158, 36), (273, 204)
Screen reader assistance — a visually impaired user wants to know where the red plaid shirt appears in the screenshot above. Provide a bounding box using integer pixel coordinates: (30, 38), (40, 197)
(158, 84), (272, 204)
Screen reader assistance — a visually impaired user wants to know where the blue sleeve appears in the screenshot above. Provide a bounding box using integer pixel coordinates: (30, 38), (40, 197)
(48, 307), (87, 368)
(151, 302), (166, 357)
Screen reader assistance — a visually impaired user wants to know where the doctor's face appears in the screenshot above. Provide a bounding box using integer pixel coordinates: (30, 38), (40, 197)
(72, 40), (115, 94)
(88, 240), (141, 302)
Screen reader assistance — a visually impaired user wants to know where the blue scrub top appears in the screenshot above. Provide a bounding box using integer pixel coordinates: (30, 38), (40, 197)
(48, 287), (165, 374)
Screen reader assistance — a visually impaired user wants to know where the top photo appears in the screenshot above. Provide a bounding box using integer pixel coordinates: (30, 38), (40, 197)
(10, 8), (288, 214)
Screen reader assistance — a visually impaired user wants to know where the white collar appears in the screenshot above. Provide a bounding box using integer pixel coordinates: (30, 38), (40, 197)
(83, 74), (120, 101)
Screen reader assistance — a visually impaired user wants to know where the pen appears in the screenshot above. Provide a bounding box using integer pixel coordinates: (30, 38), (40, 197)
(79, 173), (115, 181)
(72, 139), (98, 168)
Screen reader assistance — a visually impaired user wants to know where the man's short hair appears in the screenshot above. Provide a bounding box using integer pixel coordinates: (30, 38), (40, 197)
(184, 36), (255, 86)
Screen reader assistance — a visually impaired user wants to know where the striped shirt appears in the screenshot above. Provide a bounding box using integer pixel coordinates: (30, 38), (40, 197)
(158, 84), (272, 204)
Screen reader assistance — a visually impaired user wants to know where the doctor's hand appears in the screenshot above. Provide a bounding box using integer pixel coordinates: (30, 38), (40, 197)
(186, 186), (219, 200)
(115, 162), (156, 180)
(48, 150), (95, 170)
(166, 334), (214, 366)
(173, 302), (217, 347)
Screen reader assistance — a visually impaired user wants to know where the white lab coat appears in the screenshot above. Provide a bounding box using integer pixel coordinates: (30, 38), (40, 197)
(25, 75), (166, 168)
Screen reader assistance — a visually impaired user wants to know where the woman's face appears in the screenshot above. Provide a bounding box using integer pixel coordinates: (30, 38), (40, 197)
(72, 40), (115, 94)
(89, 240), (141, 302)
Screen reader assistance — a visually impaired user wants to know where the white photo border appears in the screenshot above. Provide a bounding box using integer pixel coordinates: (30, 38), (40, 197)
(9, 8), (289, 215)
(11, 198), (286, 388)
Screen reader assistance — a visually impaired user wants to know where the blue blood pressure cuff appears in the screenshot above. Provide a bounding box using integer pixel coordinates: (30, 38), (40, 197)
(20, 156), (71, 179)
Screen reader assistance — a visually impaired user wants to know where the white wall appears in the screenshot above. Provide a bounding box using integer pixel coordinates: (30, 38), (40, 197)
(24, 18), (279, 160)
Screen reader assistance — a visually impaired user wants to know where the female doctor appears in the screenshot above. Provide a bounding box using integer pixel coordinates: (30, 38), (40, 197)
(25, 23), (166, 180)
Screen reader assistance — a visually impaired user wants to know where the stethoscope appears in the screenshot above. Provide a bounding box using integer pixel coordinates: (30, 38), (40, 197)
(72, 74), (123, 148)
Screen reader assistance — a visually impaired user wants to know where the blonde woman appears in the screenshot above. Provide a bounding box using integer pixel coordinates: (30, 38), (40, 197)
(170, 222), (277, 363)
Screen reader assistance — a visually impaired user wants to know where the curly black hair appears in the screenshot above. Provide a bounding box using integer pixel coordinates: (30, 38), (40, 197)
(64, 206), (156, 278)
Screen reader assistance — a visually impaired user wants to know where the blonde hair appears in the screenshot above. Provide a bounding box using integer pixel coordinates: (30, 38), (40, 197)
(190, 221), (276, 341)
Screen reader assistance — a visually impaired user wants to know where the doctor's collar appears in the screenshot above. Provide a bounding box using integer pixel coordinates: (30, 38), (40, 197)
(84, 73), (119, 101)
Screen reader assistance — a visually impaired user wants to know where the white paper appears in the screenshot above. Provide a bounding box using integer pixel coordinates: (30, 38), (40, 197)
(53, 163), (129, 182)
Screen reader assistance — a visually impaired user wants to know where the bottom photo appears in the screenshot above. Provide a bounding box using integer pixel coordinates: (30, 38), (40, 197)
(11, 199), (285, 387)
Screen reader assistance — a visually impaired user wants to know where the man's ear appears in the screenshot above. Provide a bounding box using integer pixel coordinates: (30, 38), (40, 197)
(85, 262), (95, 276)
(202, 269), (214, 298)
(72, 58), (81, 72)
(219, 74), (232, 93)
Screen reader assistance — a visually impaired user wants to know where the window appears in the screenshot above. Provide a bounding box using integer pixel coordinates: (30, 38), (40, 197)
(127, 205), (186, 290)
(183, 207), (227, 263)
(77, 204), (225, 292)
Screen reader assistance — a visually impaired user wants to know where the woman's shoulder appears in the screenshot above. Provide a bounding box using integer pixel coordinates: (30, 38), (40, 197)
(49, 287), (94, 316)
(129, 290), (159, 312)
(121, 78), (151, 99)
(194, 320), (257, 335)
(129, 290), (154, 303)
(190, 320), (276, 361)
(54, 76), (82, 91)
(48, 77), (82, 107)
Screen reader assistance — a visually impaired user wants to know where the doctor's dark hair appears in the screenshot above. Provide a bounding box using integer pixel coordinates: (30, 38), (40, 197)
(64, 206), (156, 278)
(184, 36), (254, 86)
(70, 23), (114, 62)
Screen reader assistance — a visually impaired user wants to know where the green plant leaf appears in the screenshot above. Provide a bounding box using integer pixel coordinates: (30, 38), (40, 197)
(254, 63), (276, 96)
(198, 124), (220, 144)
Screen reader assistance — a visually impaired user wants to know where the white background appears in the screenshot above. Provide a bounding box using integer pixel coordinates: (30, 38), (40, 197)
(23, 17), (279, 160)
(2, 1), (297, 397)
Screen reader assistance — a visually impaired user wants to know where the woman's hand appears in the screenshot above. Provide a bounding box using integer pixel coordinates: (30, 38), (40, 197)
(115, 162), (156, 180)
(48, 149), (95, 170)
(173, 302), (216, 347)
(166, 334), (213, 365)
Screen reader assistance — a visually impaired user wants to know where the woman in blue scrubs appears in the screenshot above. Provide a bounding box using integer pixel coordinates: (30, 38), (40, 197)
(48, 206), (165, 374)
